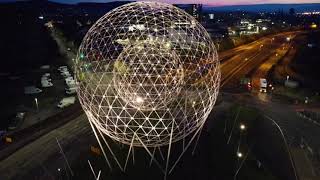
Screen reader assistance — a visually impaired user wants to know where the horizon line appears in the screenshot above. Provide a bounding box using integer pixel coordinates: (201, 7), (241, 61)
(1, 0), (320, 7)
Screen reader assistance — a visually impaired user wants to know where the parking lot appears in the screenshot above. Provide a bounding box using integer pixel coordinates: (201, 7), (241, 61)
(0, 64), (77, 134)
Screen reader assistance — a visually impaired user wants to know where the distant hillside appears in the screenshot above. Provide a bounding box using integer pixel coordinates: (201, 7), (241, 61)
(204, 3), (320, 13)
(1, 1), (320, 14)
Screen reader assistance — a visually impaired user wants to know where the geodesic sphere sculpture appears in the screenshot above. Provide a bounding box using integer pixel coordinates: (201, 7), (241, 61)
(75, 1), (220, 147)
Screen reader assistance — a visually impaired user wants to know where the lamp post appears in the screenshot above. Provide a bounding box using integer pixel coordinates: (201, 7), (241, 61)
(234, 149), (250, 180)
(271, 37), (275, 43)
(234, 123), (247, 180)
(240, 124), (246, 131)
(259, 44), (264, 50)
(35, 98), (39, 112)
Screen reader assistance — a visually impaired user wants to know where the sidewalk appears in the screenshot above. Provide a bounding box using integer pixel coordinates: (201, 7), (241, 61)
(291, 148), (319, 180)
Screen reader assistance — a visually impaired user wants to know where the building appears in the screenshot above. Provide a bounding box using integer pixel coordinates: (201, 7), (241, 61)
(175, 4), (203, 21)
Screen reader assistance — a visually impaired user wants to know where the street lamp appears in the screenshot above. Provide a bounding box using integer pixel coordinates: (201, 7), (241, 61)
(240, 124), (246, 131)
(237, 152), (243, 158)
(35, 98), (39, 111)
(259, 44), (264, 50)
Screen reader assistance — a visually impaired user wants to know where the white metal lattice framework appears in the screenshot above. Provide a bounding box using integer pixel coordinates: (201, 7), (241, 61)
(75, 1), (220, 176)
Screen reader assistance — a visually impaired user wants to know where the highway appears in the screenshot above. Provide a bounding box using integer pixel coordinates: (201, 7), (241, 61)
(221, 31), (298, 89)
(0, 31), (312, 180)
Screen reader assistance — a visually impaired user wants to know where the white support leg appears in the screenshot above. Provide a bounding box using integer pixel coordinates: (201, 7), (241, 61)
(88, 120), (113, 171)
(97, 128), (124, 172)
(124, 135), (135, 171)
(164, 119), (175, 180)
(132, 146), (135, 165)
(192, 125), (203, 156)
(88, 160), (97, 179)
(158, 146), (165, 161)
(169, 123), (205, 174)
(135, 133), (165, 174)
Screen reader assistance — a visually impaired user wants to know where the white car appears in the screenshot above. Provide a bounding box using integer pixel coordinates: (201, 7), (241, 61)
(59, 68), (68, 72)
(65, 86), (77, 91)
(65, 78), (75, 83)
(61, 71), (71, 76)
(43, 73), (50, 77)
(40, 65), (50, 70)
(66, 81), (76, 88)
(59, 69), (69, 74)
(41, 81), (53, 88)
(58, 66), (67, 70)
(59, 70), (68, 74)
(24, 86), (42, 94)
(41, 77), (52, 82)
(60, 70), (69, 74)
(65, 76), (74, 80)
(66, 88), (77, 95)
(57, 96), (76, 108)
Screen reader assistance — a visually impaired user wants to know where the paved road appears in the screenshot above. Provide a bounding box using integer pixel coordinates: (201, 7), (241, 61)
(221, 32), (299, 90)
(250, 94), (320, 178)
(0, 114), (93, 180)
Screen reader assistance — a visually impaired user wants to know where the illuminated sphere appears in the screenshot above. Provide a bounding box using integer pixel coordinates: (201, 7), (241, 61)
(75, 1), (220, 147)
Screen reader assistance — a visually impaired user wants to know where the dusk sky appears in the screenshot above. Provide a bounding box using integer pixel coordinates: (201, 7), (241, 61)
(1, 0), (320, 6)
(52, 0), (320, 6)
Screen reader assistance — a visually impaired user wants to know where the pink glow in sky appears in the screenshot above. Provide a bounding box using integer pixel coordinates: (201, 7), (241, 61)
(138, 0), (320, 6)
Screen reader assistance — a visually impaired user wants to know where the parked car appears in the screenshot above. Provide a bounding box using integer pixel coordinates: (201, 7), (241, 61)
(43, 73), (50, 77)
(41, 76), (52, 82)
(8, 112), (26, 130)
(57, 97), (76, 108)
(59, 67), (68, 71)
(61, 72), (71, 78)
(24, 86), (42, 94)
(65, 79), (76, 86)
(65, 76), (74, 81)
(58, 66), (67, 70)
(40, 65), (50, 70)
(41, 80), (53, 88)
(65, 78), (75, 83)
(66, 88), (77, 95)
(59, 66), (68, 71)
(65, 86), (77, 95)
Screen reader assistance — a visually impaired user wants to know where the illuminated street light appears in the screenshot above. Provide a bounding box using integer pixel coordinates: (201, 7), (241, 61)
(34, 98), (38, 111)
(259, 44), (264, 50)
(237, 152), (243, 158)
(240, 124), (246, 131)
